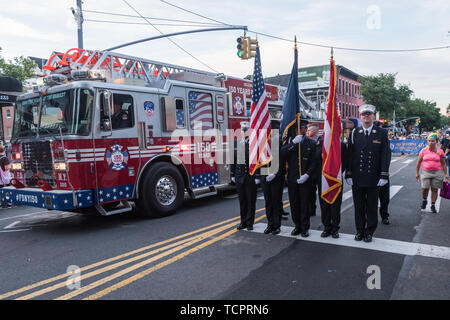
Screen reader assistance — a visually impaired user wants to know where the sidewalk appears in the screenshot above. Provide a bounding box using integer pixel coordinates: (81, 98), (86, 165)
(390, 194), (450, 299)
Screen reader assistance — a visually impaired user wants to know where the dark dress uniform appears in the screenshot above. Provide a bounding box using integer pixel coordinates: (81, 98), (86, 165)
(379, 145), (392, 221)
(260, 137), (286, 233)
(319, 140), (349, 235)
(281, 135), (317, 234)
(231, 138), (259, 229)
(346, 126), (390, 238)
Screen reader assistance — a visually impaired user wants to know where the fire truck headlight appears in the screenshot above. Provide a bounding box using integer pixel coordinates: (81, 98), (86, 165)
(11, 163), (22, 171)
(54, 162), (67, 171)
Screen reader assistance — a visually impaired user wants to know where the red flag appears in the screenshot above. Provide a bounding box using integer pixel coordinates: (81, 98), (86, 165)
(321, 59), (342, 204)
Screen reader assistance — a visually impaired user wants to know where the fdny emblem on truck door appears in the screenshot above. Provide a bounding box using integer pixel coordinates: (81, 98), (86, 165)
(106, 143), (129, 171)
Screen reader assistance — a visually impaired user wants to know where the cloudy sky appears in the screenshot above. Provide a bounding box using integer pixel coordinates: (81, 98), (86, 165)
(1, 0), (449, 114)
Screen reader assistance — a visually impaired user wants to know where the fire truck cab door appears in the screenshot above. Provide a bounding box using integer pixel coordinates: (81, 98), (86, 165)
(94, 90), (139, 205)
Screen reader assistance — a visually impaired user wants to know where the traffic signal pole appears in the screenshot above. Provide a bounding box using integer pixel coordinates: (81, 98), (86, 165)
(105, 26), (248, 51)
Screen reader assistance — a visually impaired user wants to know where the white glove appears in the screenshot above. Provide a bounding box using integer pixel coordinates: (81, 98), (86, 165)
(292, 135), (303, 144)
(255, 179), (260, 184)
(266, 174), (276, 182)
(296, 174), (309, 184)
(346, 178), (353, 186)
(231, 177), (235, 183)
(377, 179), (388, 187)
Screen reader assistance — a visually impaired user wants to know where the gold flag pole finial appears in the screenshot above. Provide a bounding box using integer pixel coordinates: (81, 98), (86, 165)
(331, 47), (334, 60)
(294, 36), (298, 50)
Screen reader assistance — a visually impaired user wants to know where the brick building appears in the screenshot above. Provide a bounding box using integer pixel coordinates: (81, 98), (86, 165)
(265, 64), (365, 120)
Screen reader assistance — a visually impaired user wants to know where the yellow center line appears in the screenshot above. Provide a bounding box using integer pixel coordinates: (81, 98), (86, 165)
(55, 216), (266, 300)
(0, 214), (245, 300)
(1, 198), (291, 300)
(17, 223), (233, 300)
(83, 214), (270, 300)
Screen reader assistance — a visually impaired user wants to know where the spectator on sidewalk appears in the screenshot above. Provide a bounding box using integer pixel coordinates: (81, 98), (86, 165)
(0, 145), (12, 208)
(415, 133), (449, 213)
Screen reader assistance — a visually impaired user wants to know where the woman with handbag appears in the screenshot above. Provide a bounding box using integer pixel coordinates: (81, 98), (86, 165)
(416, 133), (449, 213)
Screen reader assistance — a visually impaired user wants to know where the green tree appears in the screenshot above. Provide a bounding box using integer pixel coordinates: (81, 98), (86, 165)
(359, 73), (413, 120)
(403, 98), (442, 131)
(0, 47), (37, 82)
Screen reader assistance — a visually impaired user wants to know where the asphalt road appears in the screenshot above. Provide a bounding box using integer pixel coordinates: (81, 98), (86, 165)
(0, 153), (449, 301)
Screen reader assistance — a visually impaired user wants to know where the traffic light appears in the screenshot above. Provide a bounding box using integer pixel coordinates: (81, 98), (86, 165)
(247, 38), (258, 58)
(236, 36), (249, 59)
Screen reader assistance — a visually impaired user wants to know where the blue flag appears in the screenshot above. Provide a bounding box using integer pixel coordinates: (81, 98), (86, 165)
(280, 47), (300, 143)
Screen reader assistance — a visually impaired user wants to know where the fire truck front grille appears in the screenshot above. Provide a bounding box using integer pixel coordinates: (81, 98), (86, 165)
(22, 141), (56, 187)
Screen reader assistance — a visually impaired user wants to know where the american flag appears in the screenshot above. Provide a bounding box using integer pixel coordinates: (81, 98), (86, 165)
(189, 91), (213, 130)
(249, 46), (272, 175)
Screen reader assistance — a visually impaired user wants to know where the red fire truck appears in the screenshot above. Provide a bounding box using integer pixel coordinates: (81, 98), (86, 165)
(1, 48), (285, 217)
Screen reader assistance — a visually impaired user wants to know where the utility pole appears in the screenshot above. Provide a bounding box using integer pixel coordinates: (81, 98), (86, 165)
(71, 0), (84, 49)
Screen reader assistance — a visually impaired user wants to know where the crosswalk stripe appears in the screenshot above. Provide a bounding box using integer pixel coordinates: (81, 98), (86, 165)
(340, 185), (403, 213)
(246, 223), (450, 261)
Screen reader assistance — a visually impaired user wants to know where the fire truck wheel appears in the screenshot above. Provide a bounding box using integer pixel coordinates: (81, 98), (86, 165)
(137, 162), (184, 217)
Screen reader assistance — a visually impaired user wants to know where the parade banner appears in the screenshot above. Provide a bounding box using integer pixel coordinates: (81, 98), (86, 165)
(390, 139), (426, 153)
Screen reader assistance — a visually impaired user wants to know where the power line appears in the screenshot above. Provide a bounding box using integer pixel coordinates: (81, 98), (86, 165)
(121, 0), (220, 73)
(160, 0), (450, 53)
(159, 0), (230, 27)
(84, 18), (224, 28)
(249, 30), (450, 52)
(83, 9), (224, 26)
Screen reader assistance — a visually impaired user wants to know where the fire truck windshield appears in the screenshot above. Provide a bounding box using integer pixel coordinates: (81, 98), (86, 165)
(12, 88), (94, 138)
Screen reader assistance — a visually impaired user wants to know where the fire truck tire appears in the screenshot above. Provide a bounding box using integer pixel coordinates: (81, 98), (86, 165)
(137, 162), (184, 217)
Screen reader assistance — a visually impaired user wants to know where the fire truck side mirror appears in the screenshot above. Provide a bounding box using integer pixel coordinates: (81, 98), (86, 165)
(102, 90), (113, 117)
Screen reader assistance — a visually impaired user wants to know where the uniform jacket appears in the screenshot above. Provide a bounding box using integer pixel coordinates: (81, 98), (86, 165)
(316, 138), (350, 179)
(280, 136), (317, 184)
(230, 138), (260, 184)
(346, 126), (390, 187)
(260, 137), (286, 182)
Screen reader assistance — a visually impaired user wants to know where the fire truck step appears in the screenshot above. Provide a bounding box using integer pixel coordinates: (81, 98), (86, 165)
(95, 201), (133, 216)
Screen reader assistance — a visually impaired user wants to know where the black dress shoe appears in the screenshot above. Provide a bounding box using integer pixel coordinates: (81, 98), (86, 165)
(363, 234), (373, 243)
(271, 228), (281, 235)
(291, 228), (301, 236)
(354, 233), (363, 241)
(300, 231), (309, 238)
(321, 231), (331, 238)
(264, 226), (273, 234)
(236, 224), (247, 230)
(331, 232), (339, 239)
(247, 225), (253, 231)
(382, 218), (390, 225)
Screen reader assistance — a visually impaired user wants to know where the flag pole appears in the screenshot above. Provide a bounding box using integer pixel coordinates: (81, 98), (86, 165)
(295, 36), (302, 177)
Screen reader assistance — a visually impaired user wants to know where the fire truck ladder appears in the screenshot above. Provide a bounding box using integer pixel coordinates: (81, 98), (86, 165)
(43, 48), (224, 86)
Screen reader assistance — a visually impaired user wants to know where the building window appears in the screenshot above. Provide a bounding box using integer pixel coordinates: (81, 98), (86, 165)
(6, 109), (11, 119)
(7, 127), (11, 137)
